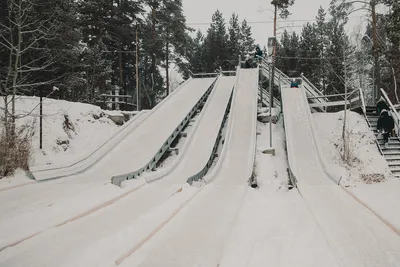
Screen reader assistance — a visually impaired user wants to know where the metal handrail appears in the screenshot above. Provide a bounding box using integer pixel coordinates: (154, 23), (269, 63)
(359, 87), (367, 115)
(301, 75), (326, 99)
(258, 86), (281, 109)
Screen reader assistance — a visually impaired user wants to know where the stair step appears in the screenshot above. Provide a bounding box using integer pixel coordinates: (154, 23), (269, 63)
(390, 167), (400, 173)
(382, 146), (400, 150)
(383, 150), (400, 155)
(385, 155), (400, 160)
(388, 162), (400, 167)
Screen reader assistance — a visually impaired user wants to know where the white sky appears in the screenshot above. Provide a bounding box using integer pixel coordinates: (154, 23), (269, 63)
(182, 0), (373, 47)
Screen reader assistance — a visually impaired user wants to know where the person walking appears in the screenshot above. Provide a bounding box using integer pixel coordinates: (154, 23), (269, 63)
(376, 96), (389, 115)
(377, 109), (395, 147)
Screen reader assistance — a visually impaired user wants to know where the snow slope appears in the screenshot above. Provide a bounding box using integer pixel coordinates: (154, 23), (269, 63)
(119, 68), (259, 267)
(313, 111), (392, 185)
(218, 118), (338, 267)
(313, 111), (400, 233)
(0, 76), (235, 266)
(282, 86), (400, 267)
(0, 77), (215, 251)
(0, 96), (122, 168)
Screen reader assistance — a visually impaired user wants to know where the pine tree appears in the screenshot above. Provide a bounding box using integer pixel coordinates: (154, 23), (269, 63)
(188, 31), (206, 74)
(298, 23), (320, 85)
(157, 0), (191, 95)
(239, 20), (255, 57)
(227, 13), (241, 69)
(383, 0), (400, 102)
(271, 0), (296, 19)
(325, 0), (353, 96)
(315, 6), (328, 92)
(203, 10), (229, 72)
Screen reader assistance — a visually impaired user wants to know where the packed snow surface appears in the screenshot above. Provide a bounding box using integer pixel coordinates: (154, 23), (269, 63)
(314, 110), (400, 233)
(282, 86), (400, 266)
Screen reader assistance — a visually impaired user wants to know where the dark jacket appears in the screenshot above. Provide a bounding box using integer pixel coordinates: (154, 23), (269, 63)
(377, 110), (395, 132)
(376, 99), (389, 114)
(255, 48), (263, 59)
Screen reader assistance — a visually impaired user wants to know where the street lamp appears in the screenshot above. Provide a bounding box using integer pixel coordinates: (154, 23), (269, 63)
(263, 37), (277, 156)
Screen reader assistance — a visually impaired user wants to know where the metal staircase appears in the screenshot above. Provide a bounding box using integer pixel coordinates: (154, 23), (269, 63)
(365, 106), (400, 178)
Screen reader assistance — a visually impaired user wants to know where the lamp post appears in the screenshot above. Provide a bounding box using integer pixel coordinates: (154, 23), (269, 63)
(262, 37), (277, 156)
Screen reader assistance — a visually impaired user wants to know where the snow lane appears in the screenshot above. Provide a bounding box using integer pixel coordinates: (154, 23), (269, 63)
(101, 77), (215, 177)
(218, 191), (339, 267)
(156, 75), (236, 184)
(281, 87), (331, 187)
(282, 86), (400, 266)
(120, 69), (259, 267)
(0, 76), (236, 266)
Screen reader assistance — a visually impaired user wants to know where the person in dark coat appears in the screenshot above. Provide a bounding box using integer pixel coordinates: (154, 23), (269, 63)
(255, 45), (263, 62)
(376, 96), (389, 115)
(377, 109), (395, 146)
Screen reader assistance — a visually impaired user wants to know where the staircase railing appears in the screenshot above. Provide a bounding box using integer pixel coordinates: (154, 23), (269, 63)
(259, 59), (327, 111)
(359, 86), (367, 115)
(258, 86), (281, 110)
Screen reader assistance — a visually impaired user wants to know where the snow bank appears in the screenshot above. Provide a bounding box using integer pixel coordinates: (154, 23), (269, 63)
(313, 111), (392, 185)
(255, 120), (289, 192)
(0, 96), (122, 168)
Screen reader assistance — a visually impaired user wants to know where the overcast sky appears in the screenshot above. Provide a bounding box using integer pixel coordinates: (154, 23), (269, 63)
(182, 0), (371, 47)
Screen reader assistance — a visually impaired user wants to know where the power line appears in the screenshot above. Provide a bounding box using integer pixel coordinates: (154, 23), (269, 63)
(186, 16), (365, 26)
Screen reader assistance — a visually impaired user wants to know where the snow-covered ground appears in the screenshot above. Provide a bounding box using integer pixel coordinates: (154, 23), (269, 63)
(313, 111), (393, 185)
(313, 110), (400, 232)
(2, 85), (400, 266)
(256, 118), (289, 192)
(0, 96), (122, 168)
(217, 116), (339, 267)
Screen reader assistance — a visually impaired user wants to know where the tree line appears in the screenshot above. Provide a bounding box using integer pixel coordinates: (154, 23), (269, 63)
(275, 0), (400, 104)
(187, 11), (257, 74)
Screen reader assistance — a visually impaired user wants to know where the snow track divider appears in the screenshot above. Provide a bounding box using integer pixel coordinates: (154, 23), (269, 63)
(28, 77), (197, 182)
(142, 74), (236, 184)
(111, 76), (220, 186)
(187, 90), (234, 184)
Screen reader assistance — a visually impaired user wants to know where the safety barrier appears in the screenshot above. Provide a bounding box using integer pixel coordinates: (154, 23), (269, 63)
(258, 86), (281, 110)
(187, 90), (234, 184)
(111, 77), (219, 186)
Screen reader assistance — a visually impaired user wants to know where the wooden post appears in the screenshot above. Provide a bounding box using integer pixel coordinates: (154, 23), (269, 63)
(39, 87), (43, 149)
(136, 23), (140, 111)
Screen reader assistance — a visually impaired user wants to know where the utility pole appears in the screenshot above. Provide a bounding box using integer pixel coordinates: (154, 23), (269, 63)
(136, 23), (140, 111)
(39, 87), (43, 149)
(343, 48), (348, 161)
(166, 39), (170, 96)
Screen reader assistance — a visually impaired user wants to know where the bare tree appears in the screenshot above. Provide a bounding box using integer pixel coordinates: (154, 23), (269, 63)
(0, 0), (59, 176)
(0, 0), (58, 135)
